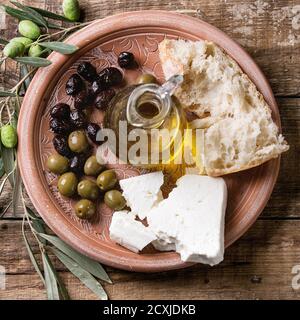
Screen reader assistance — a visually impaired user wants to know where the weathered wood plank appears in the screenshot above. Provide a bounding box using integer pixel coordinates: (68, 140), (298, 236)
(0, 0), (299, 96)
(0, 0), (299, 301)
(1, 219), (300, 299)
(263, 97), (300, 217)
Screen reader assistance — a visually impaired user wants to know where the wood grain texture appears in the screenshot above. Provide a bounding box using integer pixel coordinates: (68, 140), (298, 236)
(1, 0), (299, 96)
(1, 219), (300, 300)
(0, 0), (299, 300)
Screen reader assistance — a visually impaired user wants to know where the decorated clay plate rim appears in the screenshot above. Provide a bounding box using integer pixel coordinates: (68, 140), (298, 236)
(18, 11), (280, 272)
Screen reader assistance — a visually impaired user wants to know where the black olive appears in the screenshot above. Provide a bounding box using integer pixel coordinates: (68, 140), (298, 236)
(74, 90), (95, 110)
(94, 89), (115, 110)
(70, 110), (87, 128)
(98, 67), (123, 87)
(50, 118), (72, 134)
(50, 103), (70, 119)
(91, 78), (105, 94)
(69, 153), (87, 175)
(77, 62), (98, 82)
(53, 135), (73, 158)
(86, 122), (102, 144)
(65, 74), (84, 96)
(118, 52), (137, 69)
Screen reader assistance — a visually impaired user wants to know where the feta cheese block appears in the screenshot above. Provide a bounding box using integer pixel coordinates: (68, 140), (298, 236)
(119, 171), (164, 220)
(109, 211), (157, 253)
(147, 175), (227, 266)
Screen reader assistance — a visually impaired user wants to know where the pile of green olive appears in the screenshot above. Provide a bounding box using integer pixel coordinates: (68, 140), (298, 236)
(3, 0), (80, 59)
(46, 45), (157, 220)
(47, 151), (126, 220)
(3, 21), (41, 58)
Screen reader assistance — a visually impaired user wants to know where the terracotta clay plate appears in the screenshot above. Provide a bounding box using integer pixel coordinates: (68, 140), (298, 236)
(18, 11), (281, 272)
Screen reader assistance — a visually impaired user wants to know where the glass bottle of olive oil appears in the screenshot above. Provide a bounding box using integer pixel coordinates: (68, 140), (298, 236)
(104, 75), (190, 178)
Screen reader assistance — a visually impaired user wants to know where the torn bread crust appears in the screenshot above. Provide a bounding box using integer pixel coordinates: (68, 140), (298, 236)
(159, 39), (289, 176)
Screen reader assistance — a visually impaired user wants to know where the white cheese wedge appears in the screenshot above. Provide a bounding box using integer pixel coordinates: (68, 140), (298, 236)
(147, 175), (227, 266)
(119, 171), (164, 220)
(109, 211), (157, 253)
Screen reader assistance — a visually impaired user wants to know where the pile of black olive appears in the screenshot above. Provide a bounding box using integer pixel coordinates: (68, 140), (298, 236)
(47, 52), (158, 220)
(46, 52), (140, 220)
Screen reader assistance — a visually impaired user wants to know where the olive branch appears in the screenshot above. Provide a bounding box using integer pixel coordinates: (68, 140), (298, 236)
(0, 1), (111, 300)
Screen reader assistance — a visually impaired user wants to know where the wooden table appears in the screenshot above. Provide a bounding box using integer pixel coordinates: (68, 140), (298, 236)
(0, 0), (299, 300)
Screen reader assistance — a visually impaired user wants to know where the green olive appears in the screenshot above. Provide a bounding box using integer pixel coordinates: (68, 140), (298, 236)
(104, 190), (126, 210)
(28, 44), (43, 57)
(46, 154), (69, 174)
(62, 0), (80, 22)
(18, 20), (41, 40)
(10, 37), (33, 52)
(74, 199), (96, 219)
(57, 172), (78, 197)
(77, 179), (100, 200)
(84, 155), (103, 176)
(68, 130), (89, 153)
(3, 41), (25, 58)
(96, 170), (117, 191)
(137, 73), (157, 85)
(1, 124), (18, 148)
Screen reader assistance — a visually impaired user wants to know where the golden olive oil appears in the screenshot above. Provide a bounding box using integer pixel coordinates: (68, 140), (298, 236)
(104, 78), (201, 180)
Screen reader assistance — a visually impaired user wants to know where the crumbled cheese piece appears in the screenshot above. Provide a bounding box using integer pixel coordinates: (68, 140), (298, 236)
(109, 211), (157, 253)
(119, 171), (164, 220)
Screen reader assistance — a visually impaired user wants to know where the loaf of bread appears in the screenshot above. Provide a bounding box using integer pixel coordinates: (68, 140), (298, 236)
(159, 39), (289, 176)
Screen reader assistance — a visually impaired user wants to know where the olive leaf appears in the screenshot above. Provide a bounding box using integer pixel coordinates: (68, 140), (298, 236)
(39, 42), (78, 55)
(12, 163), (21, 216)
(20, 65), (32, 92)
(22, 206), (47, 244)
(24, 205), (39, 220)
(32, 220), (47, 244)
(2, 5), (44, 27)
(31, 216), (46, 230)
(14, 57), (52, 67)
(10, 1), (48, 29)
(0, 200), (12, 218)
(39, 233), (112, 284)
(0, 91), (16, 97)
(43, 251), (70, 300)
(0, 158), (4, 178)
(0, 171), (13, 195)
(51, 247), (108, 300)
(23, 235), (45, 284)
(2, 5), (29, 21)
(4, 3), (62, 30)
(22, 217), (45, 285)
(0, 38), (9, 45)
(1, 147), (15, 187)
(10, 110), (18, 128)
(29, 6), (72, 22)
(48, 22), (65, 30)
(42, 252), (60, 300)
(57, 278), (70, 300)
